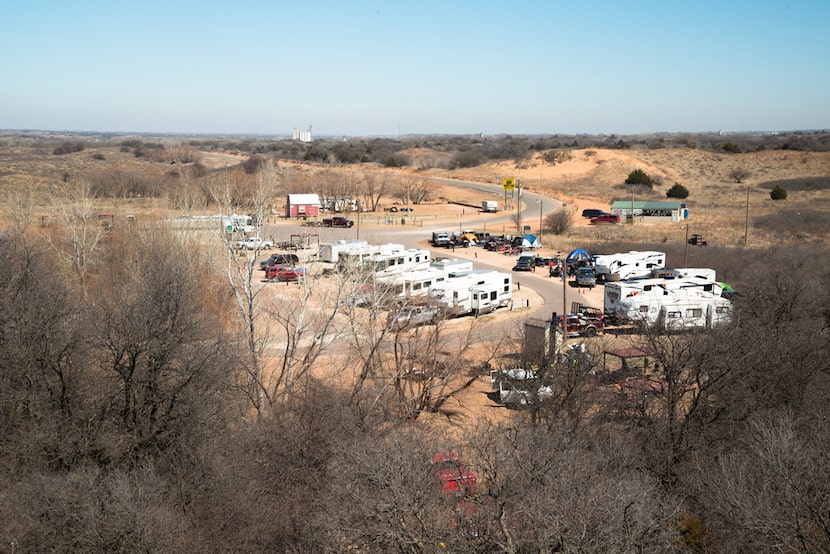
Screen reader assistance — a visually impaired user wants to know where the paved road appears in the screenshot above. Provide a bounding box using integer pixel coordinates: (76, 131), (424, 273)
(269, 178), (599, 322)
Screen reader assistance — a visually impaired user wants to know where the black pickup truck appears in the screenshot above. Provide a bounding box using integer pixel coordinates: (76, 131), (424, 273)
(322, 216), (354, 228)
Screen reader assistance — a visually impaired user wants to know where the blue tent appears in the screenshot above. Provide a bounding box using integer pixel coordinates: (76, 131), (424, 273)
(566, 248), (591, 262)
(512, 234), (541, 249)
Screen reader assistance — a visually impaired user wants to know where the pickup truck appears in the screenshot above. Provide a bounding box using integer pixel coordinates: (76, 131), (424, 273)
(590, 213), (621, 224)
(687, 234), (708, 246)
(321, 216), (354, 228)
(555, 313), (604, 337)
(234, 236), (274, 250)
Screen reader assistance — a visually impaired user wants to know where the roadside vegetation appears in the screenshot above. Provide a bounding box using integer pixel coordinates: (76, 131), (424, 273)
(1, 131), (830, 550)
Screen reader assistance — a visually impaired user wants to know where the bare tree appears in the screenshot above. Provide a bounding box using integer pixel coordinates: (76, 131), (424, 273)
(728, 168), (751, 183)
(544, 208), (575, 235)
(42, 180), (106, 297)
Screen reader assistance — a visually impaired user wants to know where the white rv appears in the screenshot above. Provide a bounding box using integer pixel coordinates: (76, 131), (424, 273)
(336, 243), (405, 268)
(593, 251), (666, 282)
(377, 267), (451, 300)
(612, 287), (731, 329)
(481, 200), (499, 213)
(604, 277), (724, 317)
(366, 248), (432, 276)
(428, 270), (512, 316)
(318, 239), (369, 263)
(654, 296), (733, 329)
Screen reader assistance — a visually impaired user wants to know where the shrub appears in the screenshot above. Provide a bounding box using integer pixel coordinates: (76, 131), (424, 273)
(545, 209), (575, 235)
(666, 183), (689, 199)
(770, 185), (788, 200)
(625, 169), (654, 187)
(722, 142), (742, 154)
(53, 141), (86, 155)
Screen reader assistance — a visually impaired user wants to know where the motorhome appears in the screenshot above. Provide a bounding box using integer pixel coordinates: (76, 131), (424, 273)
(429, 258), (474, 274)
(481, 200), (499, 213)
(593, 251), (666, 282)
(428, 270), (512, 316)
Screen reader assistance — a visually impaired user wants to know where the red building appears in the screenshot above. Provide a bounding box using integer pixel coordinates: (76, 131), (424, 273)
(286, 194), (321, 218)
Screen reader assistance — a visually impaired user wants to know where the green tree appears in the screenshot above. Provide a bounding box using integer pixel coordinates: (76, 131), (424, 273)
(625, 169), (654, 187)
(666, 183), (689, 199)
(770, 185), (788, 200)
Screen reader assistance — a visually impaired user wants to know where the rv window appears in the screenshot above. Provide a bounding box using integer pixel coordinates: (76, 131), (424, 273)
(686, 308), (703, 318)
(453, 292), (459, 299)
(639, 306), (649, 313)
(644, 285), (652, 291)
(716, 307), (730, 314)
(667, 311), (680, 319)
(490, 291), (497, 300)
(413, 283), (421, 291)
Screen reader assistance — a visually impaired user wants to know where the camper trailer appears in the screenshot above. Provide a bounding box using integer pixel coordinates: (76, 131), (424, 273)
(377, 267), (452, 300)
(481, 200), (499, 213)
(337, 243), (405, 270)
(318, 239), (370, 263)
(365, 248), (432, 276)
(428, 270), (512, 316)
(654, 296), (733, 329)
(593, 251), (666, 282)
(604, 277), (724, 322)
(610, 286), (731, 329)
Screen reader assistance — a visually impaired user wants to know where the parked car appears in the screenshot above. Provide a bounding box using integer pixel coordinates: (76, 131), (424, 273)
(512, 255), (536, 272)
(266, 265), (305, 282)
(590, 213), (621, 224)
(321, 216), (354, 227)
(260, 253), (299, 270)
(688, 233), (708, 246)
(555, 313), (604, 337)
(432, 452), (477, 496)
(489, 367), (539, 388)
(499, 380), (554, 407)
(575, 266), (597, 288)
(386, 305), (440, 330)
(581, 208), (607, 219)
(235, 236), (274, 250)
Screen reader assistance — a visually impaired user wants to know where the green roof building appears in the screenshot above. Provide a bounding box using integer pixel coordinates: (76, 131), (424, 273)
(609, 200), (688, 223)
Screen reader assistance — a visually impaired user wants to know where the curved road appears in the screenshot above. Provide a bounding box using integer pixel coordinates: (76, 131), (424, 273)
(274, 177), (584, 323)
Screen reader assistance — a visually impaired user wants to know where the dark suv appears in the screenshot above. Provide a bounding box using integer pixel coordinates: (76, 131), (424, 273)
(260, 253), (299, 270)
(581, 209), (607, 219)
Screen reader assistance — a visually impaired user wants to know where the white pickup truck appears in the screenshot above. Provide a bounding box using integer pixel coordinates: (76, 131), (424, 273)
(234, 236), (274, 250)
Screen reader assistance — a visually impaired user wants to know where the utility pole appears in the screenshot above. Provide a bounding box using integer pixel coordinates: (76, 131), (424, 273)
(683, 224), (689, 268)
(516, 181), (522, 235)
(744, 186), (750, 246)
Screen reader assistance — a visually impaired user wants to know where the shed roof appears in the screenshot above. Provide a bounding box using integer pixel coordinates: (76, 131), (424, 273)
(287, 193), (321, 205)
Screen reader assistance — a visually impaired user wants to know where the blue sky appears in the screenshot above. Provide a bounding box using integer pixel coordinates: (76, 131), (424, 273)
(1, 0), (828, 136)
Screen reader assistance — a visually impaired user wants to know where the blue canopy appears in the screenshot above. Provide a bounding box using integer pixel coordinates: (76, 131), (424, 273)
(566, 248), (591, 262)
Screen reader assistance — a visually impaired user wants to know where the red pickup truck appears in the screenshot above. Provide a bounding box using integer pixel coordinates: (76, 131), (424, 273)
(590, 213), (620, 224)
(321, 216), (354, 228)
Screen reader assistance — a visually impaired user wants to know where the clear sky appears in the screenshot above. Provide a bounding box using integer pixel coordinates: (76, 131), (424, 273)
(1, 0), (828, 136)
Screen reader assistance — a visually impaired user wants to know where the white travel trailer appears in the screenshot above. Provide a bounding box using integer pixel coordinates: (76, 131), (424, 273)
(318, 239), (369, 263)
(430, 258), (474, 273)
(654, 296), (733, 329)
(366, 248), (432, 276)
(337, 243), (405, 270)
(604, 276), (724, 319)
(429, 270), (512, 316)
(593, 251), (666, 282)
(377, 267), (451, 300)
(612, 287), (731, 329)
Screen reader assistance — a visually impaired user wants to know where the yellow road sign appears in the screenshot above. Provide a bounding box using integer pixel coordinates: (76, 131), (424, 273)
(503, 177), (515, 190)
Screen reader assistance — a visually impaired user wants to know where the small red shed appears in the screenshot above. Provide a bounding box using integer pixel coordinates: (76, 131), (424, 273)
(286, 194), (321, 218)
